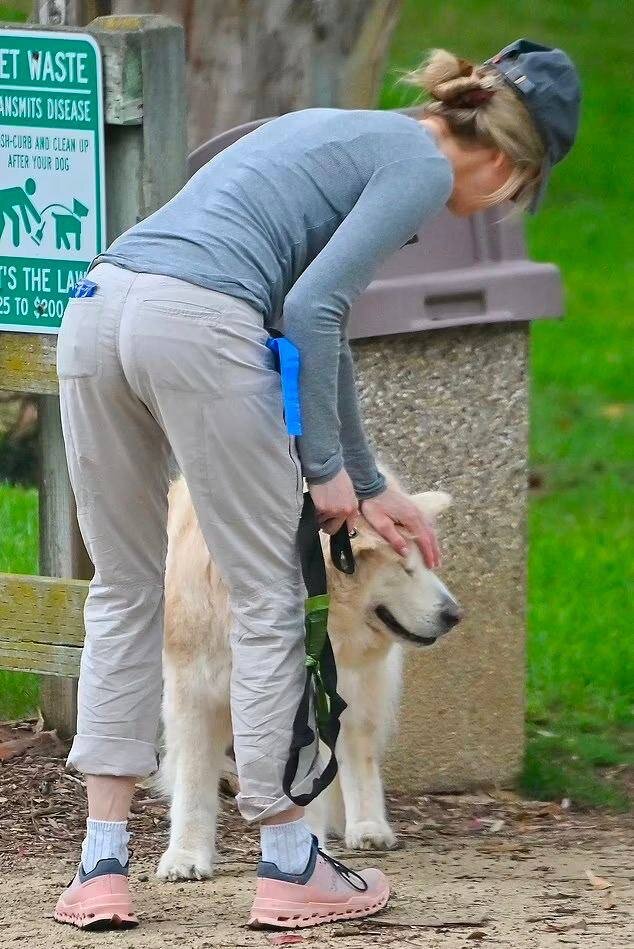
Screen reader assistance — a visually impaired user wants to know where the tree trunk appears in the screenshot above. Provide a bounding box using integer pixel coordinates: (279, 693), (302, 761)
(110, 0), (403, 148)
(32, 0), (110, 25)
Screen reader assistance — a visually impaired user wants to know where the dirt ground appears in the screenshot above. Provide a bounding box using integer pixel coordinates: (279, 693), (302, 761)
(0, 721), (632, 949)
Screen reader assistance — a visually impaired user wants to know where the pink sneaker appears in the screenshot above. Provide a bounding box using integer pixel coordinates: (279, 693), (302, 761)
(54, 858), (138, 930)
(248, 836), (390, 929)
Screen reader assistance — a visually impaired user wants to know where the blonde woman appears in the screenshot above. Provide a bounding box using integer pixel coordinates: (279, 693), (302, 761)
(54, 39), (580, 931)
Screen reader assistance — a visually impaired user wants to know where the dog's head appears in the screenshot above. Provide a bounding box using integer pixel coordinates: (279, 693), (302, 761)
(326, 483), (462, 651)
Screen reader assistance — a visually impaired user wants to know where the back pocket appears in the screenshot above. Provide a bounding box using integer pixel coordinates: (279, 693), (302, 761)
(56, 298), (101, 378)
(140, 299), (223, 322)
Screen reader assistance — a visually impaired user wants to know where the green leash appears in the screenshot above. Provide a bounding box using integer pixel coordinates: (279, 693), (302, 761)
(282, 492), (354, 805)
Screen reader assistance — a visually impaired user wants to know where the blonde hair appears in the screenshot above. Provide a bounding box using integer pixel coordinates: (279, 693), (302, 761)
(398, 49), (546, 211)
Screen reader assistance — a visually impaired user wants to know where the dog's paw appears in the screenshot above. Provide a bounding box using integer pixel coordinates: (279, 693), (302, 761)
(156, 847), (215, 881)
(345, 820), (397, 851)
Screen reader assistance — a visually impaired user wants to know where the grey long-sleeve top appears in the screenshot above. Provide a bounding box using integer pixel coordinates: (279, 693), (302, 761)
(95, 108), (454, 498)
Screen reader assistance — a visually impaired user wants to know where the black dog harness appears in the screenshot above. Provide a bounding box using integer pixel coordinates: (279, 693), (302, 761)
(282, 492), (354, 805)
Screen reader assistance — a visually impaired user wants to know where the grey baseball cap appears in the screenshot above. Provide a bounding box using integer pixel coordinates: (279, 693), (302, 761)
(485, 38), (582, 213)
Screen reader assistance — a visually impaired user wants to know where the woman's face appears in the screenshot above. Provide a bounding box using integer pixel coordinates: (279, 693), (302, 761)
(446, 146), (517, 216)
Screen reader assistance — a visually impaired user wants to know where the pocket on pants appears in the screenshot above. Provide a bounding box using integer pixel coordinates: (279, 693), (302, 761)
(56, 297), (102, 378)
(139, 298), (223, 322)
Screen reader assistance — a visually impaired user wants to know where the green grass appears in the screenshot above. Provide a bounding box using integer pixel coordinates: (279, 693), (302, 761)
(0, 482), (39, 718)
(0, 2), (28, 23)
(0, 1), (631, 808)
(382, 0), (633, 808)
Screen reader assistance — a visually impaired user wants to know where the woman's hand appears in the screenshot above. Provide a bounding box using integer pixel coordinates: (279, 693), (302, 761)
(309, 468), (360, 536)
(360, 486), (441, 568)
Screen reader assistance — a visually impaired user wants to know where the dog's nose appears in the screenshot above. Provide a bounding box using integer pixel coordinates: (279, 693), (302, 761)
(440, 604), (462, 629)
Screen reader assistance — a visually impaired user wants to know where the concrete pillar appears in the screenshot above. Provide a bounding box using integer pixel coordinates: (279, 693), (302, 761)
(354, 322), (528, 790)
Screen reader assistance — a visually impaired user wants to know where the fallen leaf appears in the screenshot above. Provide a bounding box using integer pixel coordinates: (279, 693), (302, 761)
(267, 935), (306, 945)
(467, 931), (488, 940)
(492, 789), (523, 804)
(359, 916), (489, 929)
(585, 869), (612, 889)
(0, 729), (65, 762)
(0, 736), (35, 761)
(478, 841), (530, 854)
(541, 893), (579, 900)
(546, 918), (587, 933)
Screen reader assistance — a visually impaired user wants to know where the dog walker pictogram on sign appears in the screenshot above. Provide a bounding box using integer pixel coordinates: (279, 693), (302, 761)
(0, 29), (105, 333)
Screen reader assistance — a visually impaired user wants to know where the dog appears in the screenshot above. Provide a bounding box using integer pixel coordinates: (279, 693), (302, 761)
(156, 474), (461, 881)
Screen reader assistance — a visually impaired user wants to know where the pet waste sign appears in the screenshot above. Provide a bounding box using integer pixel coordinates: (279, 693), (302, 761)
(0, 29), (105, 333)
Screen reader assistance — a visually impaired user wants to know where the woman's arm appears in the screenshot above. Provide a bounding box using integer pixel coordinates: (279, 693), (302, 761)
(337, 328), (386, 500)
(281, 154), (453, 488)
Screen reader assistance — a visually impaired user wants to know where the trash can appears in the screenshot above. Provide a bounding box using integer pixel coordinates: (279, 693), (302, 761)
(189, 109), (563, 791)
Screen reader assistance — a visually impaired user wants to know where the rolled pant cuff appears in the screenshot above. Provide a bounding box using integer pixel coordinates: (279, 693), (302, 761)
(66, 734), (159, 778)
(236, 759), (325, 823)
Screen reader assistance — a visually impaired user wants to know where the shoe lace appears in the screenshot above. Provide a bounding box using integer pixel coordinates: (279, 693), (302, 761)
(317, 847), (368, 892)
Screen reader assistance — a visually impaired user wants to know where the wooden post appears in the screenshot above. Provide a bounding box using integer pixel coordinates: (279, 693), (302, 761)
(89, 15), (187, 235)
(37, 397), (88, 736)
(32, 0), (92, 736)
(22, 14), (186, 737)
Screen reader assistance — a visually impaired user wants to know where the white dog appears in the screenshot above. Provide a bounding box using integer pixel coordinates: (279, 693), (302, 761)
(156, 475), (461, 881)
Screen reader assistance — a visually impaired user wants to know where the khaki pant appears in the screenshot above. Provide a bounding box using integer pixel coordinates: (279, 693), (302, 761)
(58, 262), (316, 821)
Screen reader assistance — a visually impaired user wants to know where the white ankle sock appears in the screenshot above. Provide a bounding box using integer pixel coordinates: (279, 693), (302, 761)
(81, 818), (130, 873)
(260, 818), (313, 874)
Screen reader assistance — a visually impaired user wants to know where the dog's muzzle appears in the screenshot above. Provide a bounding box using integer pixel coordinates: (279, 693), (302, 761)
(375, 598), (462, 646)
(374, 605), (438, 646)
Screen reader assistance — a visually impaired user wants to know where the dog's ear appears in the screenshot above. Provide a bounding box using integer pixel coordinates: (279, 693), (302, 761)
(410, 490), (452, 520)
(350, 519), (384, 552)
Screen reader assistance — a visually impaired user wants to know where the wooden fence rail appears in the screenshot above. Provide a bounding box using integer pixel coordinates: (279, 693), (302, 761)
(0, 574), (87, 677)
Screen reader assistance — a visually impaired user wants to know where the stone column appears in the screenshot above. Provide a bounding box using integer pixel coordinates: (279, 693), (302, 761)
(353, 322), (529, 790)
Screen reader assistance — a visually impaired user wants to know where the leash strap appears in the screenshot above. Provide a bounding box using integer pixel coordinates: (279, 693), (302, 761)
(266, 336), (303, 436)
(266, 329), (353, 804)
(282, 492), (354, 805)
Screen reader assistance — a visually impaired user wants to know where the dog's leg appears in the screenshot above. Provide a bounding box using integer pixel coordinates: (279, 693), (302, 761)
(324, 775), (346, 840)
(304, 774), (346, 852)
(156, 671), (231, 881)
(304, 787), (328, 851)
(337, 726), (396, 850)
(337, 653), (401, 851)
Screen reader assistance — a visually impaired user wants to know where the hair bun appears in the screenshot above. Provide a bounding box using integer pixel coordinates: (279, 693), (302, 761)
(449, 87), (496, 108)
(414, 48), (498, 108)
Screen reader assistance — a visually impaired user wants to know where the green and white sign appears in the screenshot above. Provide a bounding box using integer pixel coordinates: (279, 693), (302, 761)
(0, 29), (105, 333)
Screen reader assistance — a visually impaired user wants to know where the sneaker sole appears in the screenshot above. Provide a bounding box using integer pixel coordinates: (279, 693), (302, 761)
(54, 899), (138, 930)
(248, 882), (390, 929)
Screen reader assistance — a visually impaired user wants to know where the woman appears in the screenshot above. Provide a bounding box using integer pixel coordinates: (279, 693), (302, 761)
(53, 39), (580, 931)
